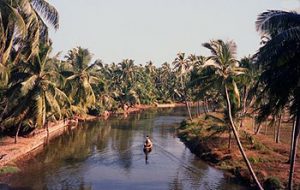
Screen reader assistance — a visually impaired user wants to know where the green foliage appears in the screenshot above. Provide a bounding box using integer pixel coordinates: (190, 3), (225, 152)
(253, 141), (267, 151)
(263, 177), (282, 190)
(87, 105), (103, 116)
(248, 156), (258, 164)
(255, 10), (300, 121)
(0, 166), (20, 175)
(241, 131), (255, 145)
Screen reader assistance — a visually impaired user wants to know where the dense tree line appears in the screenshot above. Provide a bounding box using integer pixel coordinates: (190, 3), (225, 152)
(0, 1), (299, 189)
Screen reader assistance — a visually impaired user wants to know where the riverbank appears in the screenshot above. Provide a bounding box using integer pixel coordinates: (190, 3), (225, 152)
(177, 112), (300, 189)
(0, 120), (75, 168)
(0, 103), (183, 173)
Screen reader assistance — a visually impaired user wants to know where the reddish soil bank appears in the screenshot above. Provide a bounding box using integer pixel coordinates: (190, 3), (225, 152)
(0, 120), (76, 168)
(178, 113), (300, 189)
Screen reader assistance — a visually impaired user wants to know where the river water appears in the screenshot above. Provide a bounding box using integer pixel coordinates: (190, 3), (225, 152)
(4, 107), (247, 190)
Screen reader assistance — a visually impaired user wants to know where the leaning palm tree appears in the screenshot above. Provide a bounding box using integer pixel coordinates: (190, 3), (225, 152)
(202, 39), (263, 189)
(0, 0), (59, 114)
(0, 44), (70, 143)
(255, 10), (300, 189)
(0, 0), (59, 66)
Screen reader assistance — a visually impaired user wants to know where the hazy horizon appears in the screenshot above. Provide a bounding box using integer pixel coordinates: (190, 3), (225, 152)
(48, 0), (300, 66)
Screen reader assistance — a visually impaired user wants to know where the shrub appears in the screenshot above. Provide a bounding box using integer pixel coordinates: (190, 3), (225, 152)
(0, 166), (20, 175)
(248, 156), (258, 164)
(263, 177), (282, 190)
(179, 120), (188, 129)
(87, 105), (103, 116)
(253, 141), (267, 151)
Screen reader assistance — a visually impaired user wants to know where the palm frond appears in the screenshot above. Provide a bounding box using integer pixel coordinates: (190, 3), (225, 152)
(30, 0), (59, 29)
(21, 75), (38, 95)
(0, 2), (26, 38)
(256, 10), (300, 36)
(202, 59), (222, 70)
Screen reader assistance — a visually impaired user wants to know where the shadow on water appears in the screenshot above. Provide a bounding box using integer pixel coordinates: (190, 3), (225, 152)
(3, 107), (249, 190)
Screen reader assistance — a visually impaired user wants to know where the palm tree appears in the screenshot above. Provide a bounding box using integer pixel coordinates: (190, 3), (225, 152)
(202, 39), (263, 189)
(237, 56), (260, 128)
(145, 60), (156, 80)
(255, 10), (300, 189)
(63, 47), (100, 113)
(0, 0), (59, 66)
(111, 59), (140, 108)
(0, 2), (25, 85)
(0, 1), (59, 117)
(156, 62), (174, 102)
(0, 44), (70, 143)
(188, 55), (213, 115)
(172, 52), (192, 120)
(118, 59), (136, 83)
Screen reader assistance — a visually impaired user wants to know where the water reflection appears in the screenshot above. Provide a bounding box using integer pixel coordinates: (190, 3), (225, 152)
(4, 107), (247, 190)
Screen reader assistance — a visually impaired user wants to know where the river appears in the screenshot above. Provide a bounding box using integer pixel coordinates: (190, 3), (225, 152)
(3, 107), (247, 190)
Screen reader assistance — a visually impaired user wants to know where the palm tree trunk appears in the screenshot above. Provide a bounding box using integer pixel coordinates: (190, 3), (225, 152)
(273, 116), (277, 142)
(288, 117), (297, 163)
(185, 100), (192, 120)
(255, 123), (262, 135)
(15, 123), (22, 144)
(242, 86), (248, 114)
(197, 101), (200, 117)
(203, 101), (208, 115)
(0, 100), (8, 121)
(205, 98), (209, 113)
(46, 122), (50, 144)
(252, 116), (256, 133)
(239, 86), (249, 129)
(224, 85), (263, 190)
(276, 114), (282, 143)
(288, 113), (300, 190)
(228, 131), (232, 151)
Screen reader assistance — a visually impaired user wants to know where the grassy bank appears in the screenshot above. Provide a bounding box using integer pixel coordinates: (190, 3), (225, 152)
(177, 113), (300, 189)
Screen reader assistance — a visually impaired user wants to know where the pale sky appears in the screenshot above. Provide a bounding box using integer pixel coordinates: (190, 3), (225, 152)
(48, 0), (300, 66)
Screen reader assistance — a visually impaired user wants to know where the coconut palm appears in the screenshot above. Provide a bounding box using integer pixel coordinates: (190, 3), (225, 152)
(255, 10), (300, 189)
(0, 1), (59, 125)
(155, 62), (175, 102)
(63, 47), (100, 113)
(145, 60), (156, 80)
(172, 52), (192, 120)
(237, 56), (261, 128)
(0, 0), (59, 66)
(118, 59), (136, 83)
(0, 44), (70, 143)
(188, 55), (214, 115)
(202, 39), (263, 189)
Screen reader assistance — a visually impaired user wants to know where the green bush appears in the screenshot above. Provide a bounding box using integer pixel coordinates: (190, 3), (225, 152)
(0, 166), (20, 175)
(179, 120), (188, 129)
(253, 141), (267, 151)
(248, 156), (258, 164)
(263, 177), (282, 190)
(87, 105), (103, 116)
(242, 131), (255, 145)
